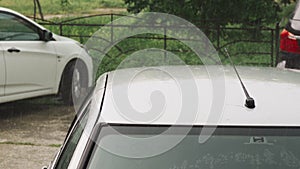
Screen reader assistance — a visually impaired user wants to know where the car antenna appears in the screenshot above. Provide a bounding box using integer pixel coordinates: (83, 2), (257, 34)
(224, 48), (255, 109)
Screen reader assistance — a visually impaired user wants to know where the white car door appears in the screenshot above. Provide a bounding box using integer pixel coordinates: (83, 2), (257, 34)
(0, 44), (5, 97)
(0, 12), (57, 96)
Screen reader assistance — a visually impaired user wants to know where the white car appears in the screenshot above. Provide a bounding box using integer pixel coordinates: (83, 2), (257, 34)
(45, 65), (300, 169)
(0, 7), (93, 104)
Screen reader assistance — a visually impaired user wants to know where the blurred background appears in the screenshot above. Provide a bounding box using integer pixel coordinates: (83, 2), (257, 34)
(1, 0), (296, 76)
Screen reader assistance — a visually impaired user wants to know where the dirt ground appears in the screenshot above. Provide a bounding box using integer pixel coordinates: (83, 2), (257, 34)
(43, 8), (127, 19)
(0, 97), (75, 169)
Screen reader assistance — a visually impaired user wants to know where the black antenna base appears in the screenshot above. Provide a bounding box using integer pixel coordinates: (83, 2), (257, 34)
(245, 97), (255, 109)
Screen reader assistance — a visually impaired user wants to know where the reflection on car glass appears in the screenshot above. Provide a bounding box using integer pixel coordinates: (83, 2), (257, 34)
(169, 148), (300, 169)
(88, 132), (300, 169)
(0, 13), (14, 19)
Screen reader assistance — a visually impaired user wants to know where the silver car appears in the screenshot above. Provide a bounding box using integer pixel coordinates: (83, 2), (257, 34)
(45, 65), (300, 169)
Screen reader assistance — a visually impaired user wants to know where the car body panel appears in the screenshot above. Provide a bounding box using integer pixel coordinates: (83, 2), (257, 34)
(52, 39), (93, 93)
(1, 88), (54, 103)
(67, 74), (107, 169)
(279, 1), (300, 68)
(47, 66), (300, 169)
(289, 1), (300, 33)
(98, 66), (300, 126)
(48, 73), (108, 169)
(2, 41), (57, 95)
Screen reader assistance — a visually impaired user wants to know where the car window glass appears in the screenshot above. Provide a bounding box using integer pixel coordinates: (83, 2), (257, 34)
(55, 104), (90, 169)
(88, 126), (300, 169)
(0, 12), (40, 41)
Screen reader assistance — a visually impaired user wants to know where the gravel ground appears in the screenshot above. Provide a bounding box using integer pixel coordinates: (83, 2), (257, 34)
(0, 98), (75, 169)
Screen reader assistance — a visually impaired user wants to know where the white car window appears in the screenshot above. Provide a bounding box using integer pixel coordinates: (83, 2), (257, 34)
(0, 12), (40, 41)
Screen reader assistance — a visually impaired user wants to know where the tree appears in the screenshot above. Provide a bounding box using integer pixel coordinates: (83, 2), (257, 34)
(124, 0), (281, 27)
(280, 0), (295, 6)
(61, 0), (70, 6)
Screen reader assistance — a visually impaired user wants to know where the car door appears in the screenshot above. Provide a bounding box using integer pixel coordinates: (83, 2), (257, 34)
(0, 44), (5, 97)
(0, 11), (57, 96)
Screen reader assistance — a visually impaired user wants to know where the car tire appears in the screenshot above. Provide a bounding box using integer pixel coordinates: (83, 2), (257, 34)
(61, 61), (88, 105)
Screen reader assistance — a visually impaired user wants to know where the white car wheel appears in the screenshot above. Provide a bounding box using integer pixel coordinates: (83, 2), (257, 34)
(61, 61), (88, 105)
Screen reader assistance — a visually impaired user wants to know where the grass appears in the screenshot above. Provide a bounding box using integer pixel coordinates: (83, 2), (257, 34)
(0, 1), (278, 77)
(0, 141), (36, 146)
(48, 144), (62, 147)
(37, 15), (277, 77)
(99, 0), (125, 8)
(0, 0), (125, 16)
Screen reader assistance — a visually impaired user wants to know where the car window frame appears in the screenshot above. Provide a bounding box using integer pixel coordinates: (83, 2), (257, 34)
(62, 87), (96, 144)
(50, 97), (92, 169)
(0, 11), (43, 41)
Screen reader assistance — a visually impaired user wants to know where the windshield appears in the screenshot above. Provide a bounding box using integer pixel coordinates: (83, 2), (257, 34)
(86, 125), (300, 169)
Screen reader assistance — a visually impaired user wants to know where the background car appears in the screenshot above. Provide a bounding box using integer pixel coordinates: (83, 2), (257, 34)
(44, 65), (300, 169)
(279, 1), (300, 69)
(0, 7), (93, 105)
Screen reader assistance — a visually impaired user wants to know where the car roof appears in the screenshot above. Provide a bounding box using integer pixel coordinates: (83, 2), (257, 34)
(94, 65), (300, 126)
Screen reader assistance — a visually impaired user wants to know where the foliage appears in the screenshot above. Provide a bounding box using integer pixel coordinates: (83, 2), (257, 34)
(124, 0), (281, 28)
(40, 15), (276, 77)
(280, 1), (297, 16)
(0, 0), (280, 77)
(280, 0), (296, 6)
(99, 0), (125, 8)
(0, 0), (125, 16)
(279, 1), (297, 25)
(60, 0), (69, 6)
